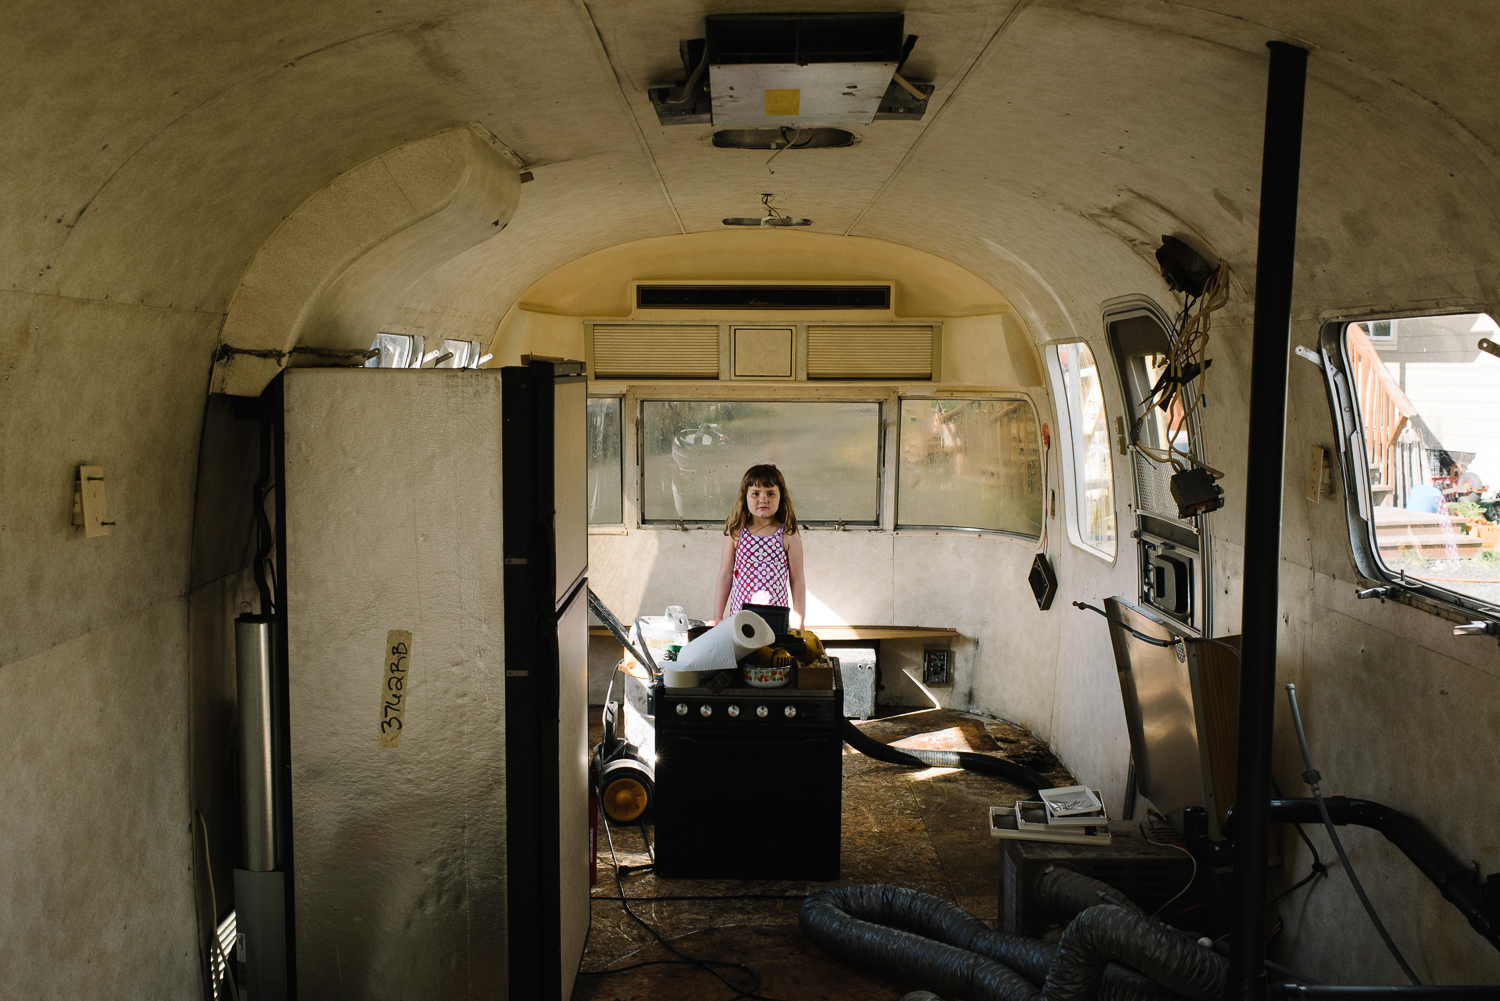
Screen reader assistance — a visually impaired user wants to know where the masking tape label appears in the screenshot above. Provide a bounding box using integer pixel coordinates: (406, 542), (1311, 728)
(764, 88), (800, 116)
(378, 629), (411, 748)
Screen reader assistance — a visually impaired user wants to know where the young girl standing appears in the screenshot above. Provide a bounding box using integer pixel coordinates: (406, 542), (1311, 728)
(713, 464), (806, 629)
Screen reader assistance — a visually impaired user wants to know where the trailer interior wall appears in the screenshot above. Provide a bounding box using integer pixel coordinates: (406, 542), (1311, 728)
(4, 0), (1500, 994)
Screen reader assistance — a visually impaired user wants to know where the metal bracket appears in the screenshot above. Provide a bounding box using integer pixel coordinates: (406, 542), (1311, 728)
(1294, 344), (1323, 369)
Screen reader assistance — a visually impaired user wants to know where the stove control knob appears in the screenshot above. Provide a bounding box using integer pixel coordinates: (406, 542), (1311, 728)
(699, 704), (712, 717)
(783, 705), (797, 718)
(675, 703), (688, 716)
(755, 705), (768, 718)
(727, 705), (740, 718)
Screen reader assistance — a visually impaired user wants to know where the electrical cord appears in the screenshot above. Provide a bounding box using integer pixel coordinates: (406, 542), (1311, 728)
(195, 811), (238, 1001)
(1140, 810), (1198, 916)
(580, 814), (792, 1001)
(1267, 775), (1328, 910)
(1128, 263), (1229, 475)
(1037, 424), (1051, 554)
(1285, 684), (1421, 985)
(1071, 601), (1173, 647)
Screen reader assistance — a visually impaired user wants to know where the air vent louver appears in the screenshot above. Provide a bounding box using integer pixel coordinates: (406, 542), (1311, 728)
(591, 324), (719, 379)
(807, 325), (933, 379)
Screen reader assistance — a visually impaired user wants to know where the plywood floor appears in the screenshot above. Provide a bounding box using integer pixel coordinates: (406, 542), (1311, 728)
(572, 707), (1075, 1001)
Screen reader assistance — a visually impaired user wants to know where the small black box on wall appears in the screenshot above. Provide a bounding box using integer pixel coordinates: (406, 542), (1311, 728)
(922, 648), (952, 686)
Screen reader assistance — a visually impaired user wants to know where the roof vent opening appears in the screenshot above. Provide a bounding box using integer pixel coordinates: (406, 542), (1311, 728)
(712, 127), (854, 150)
(649, 13), (933, 127)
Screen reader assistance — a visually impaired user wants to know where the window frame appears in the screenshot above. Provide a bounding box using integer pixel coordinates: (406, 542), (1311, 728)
(1318, 314), (1500, 623)
(1044, 339), (1119, 565)
(892, 394), (1045, 540)
(1102, 293), (1216, 636)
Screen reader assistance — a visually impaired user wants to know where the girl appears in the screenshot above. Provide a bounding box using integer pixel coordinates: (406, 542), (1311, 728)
(713, 464), (805, 629)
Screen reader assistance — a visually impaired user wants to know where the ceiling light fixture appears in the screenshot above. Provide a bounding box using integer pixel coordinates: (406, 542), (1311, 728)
(723, 192), (812, 228)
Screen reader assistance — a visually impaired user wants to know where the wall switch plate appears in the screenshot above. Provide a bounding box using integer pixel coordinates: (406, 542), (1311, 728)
(76, 464), (111, 537)
(922, 648), (952, 686)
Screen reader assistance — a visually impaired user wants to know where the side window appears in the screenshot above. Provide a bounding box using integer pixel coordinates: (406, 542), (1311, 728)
(1323, 312), (1500, 613)
(896, 398), (1043, 538)
(587, 397), (623, 525)
(1046, 342), (1117, 560)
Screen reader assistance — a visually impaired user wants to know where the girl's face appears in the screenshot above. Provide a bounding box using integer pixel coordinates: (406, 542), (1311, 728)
(746, 483), (781, 522)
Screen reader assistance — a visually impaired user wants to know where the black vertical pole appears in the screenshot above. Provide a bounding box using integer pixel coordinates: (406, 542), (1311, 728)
(1230, 40), (1308, 1001)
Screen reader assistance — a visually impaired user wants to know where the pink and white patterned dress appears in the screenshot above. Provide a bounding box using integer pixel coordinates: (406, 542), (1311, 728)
(727, 524), (789, 615)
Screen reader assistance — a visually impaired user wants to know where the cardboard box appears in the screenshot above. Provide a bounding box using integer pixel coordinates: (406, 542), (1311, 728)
(797, 661), (835, 690)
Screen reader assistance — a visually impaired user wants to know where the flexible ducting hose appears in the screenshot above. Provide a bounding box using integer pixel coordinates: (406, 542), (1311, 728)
(1044, 905), (1225, 1001)
(799, 884), (1216, 1001)
(841, 719), (1054, 792)
(1035, 866), (1143, 918)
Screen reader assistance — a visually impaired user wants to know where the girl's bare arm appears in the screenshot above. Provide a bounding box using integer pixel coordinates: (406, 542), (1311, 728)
(785, 532), (806, 630)
(712, 533), (736, 622)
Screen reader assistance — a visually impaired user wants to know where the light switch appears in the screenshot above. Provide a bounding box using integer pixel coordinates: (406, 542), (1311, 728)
(76, 464), (111, 537)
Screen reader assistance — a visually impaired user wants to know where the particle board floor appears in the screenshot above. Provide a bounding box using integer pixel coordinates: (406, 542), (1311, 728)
(572, 706), (1075, 1001)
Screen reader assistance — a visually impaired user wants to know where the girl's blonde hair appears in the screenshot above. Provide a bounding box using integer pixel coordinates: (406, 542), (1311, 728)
(724, 464), (799, 536)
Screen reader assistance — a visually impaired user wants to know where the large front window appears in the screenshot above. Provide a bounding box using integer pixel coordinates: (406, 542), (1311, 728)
(639, 400), (883, 523)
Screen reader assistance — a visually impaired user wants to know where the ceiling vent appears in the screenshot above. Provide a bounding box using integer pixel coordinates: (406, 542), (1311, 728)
(650, 14), (933, 127)
(637, 285), (890, 310)
(712, 127), (854, 149)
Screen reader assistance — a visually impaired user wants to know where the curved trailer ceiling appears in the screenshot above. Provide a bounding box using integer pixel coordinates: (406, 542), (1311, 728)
(9, 0), (1500, 356)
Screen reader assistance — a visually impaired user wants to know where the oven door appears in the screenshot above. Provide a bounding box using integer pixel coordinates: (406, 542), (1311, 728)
(654, 730), (842, 880)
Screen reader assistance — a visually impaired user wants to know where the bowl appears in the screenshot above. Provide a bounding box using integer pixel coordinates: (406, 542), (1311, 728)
(742, 662), (791, 688)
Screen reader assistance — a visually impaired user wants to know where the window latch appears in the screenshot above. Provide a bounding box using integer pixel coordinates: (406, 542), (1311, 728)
(1294, 344), (1323, 369)
(1454, 620), (1500, 642)
(1355, 586), (1393, 600)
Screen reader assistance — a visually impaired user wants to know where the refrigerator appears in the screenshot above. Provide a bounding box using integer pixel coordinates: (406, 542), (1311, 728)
(273, 359), (590, 1000)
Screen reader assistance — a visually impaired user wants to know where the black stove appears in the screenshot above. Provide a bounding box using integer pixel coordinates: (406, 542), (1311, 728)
(653, 672), (843, 880)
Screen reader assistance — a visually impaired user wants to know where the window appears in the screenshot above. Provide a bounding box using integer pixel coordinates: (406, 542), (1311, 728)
(1323, 312), (1500, 612)
(1105, 300), (1211, 631)
(639, 400), (882, 523)
(587, 397), (623, 525)
(1109, 313), (1202, 529)
(1047, 342), (1117, 559)
(896, 398), (1043, 537)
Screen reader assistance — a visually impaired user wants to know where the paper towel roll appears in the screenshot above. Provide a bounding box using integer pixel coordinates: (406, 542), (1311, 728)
(673, 610), (775, 675)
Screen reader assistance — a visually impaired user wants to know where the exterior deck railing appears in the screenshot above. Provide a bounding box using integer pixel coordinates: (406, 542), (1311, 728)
(1348, 323), (1425, 506)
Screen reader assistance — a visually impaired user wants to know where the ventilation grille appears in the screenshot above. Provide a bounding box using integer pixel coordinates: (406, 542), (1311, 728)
(807, 325), (933, 379)
(638, 285), (889, 309)
(592, 324), (719, 379)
